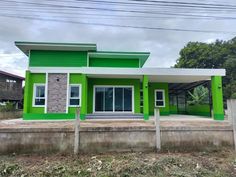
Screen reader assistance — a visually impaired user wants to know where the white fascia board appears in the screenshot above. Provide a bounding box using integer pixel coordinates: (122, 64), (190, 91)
(141, 68), (226, 76)
(28, 67), (226, 77)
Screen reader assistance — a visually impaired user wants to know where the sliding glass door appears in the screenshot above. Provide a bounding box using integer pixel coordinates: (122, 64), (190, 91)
(94, 86), (133, 112)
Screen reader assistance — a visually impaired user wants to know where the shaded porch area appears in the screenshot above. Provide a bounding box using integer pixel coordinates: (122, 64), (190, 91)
(80, 67), (224, 121)
(168, 80), (212, 117)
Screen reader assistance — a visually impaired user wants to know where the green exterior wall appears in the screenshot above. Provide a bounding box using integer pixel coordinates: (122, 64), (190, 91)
(186, 104), (211, 117)
(169, 105), (178, 114)
(68, 73), (86, 120)
(169, 104), (210, 117)
(30, 50), (88, 67)
(23, 113), (75, 120)
(143, 75), (149, 120)
(89, 58), (140, 68)
(149, 83), (170, 116)
(28, 73), (46, 114)
(211, 76), (224, 120)
(87, 78), (141, 114)
(23, 73), (46, 120)
(23, 71), (30, 114)
(80, 74), (88, 120)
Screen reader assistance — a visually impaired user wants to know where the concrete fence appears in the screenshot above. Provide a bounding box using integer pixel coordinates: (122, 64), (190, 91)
(0, 105), (236, 154)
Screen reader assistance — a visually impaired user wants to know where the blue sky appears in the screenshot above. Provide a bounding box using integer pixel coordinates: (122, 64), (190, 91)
(0, 0), (235, 77)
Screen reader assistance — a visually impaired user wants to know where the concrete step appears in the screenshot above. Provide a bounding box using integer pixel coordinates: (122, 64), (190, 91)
(86, 113), (144, 119)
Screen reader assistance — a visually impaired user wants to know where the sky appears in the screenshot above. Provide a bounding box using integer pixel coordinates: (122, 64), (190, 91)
(0, 0), (235, 77)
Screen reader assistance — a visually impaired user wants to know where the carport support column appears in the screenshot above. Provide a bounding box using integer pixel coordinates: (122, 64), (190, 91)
(80, 74), (87, 120)
(143, 75), (149, 120)
(211, 76), (224, 120)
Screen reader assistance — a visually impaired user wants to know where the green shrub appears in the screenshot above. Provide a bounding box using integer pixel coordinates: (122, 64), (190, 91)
(0, 102), (15, 112)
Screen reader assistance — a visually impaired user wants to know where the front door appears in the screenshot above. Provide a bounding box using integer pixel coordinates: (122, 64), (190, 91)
(94, 86), (133, 113)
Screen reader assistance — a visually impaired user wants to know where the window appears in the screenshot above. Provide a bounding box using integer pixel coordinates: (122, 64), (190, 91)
(33, 84), (45, 106)
(6, 79), (16, 90)
(155, 90), (165, 107)
(6, 79), (16, 83)
(140, 90), (143, 107)
(69, 85), (81, 106)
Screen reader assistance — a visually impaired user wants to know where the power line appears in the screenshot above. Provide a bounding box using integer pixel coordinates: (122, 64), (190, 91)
(0, 14), (235, 34)
(1, 0), (236, 20)
(1, 6), (235, 21)
(40, 0), (236, 9)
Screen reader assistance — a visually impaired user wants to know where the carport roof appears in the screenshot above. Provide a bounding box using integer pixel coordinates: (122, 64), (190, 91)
(28, 67), (226, 83)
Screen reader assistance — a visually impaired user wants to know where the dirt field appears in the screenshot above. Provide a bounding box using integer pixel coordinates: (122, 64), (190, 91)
(0, 148), (235, 177)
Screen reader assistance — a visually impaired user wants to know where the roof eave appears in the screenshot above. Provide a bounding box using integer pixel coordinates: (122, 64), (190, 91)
(15, 41), (97, 56)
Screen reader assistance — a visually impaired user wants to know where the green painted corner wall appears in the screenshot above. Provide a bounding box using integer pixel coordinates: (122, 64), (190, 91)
(27, 73), (46, 114)
(87, 78), (141, 114)
(149, 83), (170, 116)
(89, 58), (140, 68)
(24, 73), (85, 120)
(68, 73), (85, 116)
(29, 50), (88, 67)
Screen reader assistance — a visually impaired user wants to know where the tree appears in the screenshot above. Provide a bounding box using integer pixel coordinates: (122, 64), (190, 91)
(175, 37), (236, 100)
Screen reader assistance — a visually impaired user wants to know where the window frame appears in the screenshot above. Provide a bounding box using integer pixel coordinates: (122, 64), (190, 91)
(69, 84), (81, 107)
(33, 84), (46, 107)
(155, 89), (165, 107)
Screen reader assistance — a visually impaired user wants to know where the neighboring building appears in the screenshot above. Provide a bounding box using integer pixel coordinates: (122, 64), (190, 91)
(15, 41), (225, 120)
(0, 70), (24, 108)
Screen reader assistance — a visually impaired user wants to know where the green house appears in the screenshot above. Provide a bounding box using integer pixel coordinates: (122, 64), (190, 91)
(16, 41), (225, 120)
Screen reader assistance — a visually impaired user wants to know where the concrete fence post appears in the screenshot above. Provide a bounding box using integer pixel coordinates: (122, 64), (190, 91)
(154, 108), (161, 151)
(227, 99), (233, 124)
(74, 108), (80, 155)
(227, 99), (236, 151)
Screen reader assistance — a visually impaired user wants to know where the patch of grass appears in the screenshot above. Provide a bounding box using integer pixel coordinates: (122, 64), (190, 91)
(0, 148), (235, 177)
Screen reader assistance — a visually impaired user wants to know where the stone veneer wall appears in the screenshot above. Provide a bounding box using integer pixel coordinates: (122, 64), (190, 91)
(47, 73), (67, 113)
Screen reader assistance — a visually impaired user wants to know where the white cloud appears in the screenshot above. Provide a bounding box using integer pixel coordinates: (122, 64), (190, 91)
(0, 0), (235, 75)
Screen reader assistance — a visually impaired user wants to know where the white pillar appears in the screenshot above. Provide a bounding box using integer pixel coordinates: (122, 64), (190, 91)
(74, 108), (80, 154)
(154, 108), (161, 151)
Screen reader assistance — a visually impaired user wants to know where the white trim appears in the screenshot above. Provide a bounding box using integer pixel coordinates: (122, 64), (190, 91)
(88, 52), (149, 57)
(66, 73), (70, 113)
(28, 67), (226, 77)
(44, 72), (48, 113)
(68, 84), (82, 107)
(32, 83), (46, 107)
(154, 89), (165, 108)
(93, 85), (134, 113)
